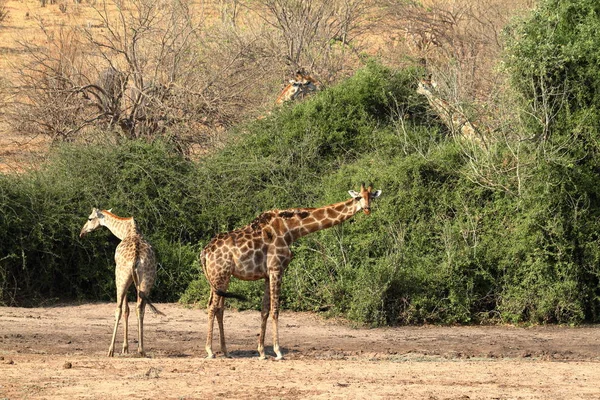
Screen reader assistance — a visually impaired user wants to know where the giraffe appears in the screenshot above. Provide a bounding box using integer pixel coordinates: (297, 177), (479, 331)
(79, 208), (163, 357)
(275, 69), (320, 105)
(201, 183), (382, 360)
(417, 76), (487, 147)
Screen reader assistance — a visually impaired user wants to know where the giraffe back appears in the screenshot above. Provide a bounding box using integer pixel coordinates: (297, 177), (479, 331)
(116, 234), (156, 292)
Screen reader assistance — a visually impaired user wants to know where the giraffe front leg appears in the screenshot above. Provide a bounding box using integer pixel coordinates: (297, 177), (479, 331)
(258, 278), (270, 360)
(122, 300), (130, 354)
(136, 295), (146, 357)
(269, 271), (284, 360)
(108, 298), (125, 357)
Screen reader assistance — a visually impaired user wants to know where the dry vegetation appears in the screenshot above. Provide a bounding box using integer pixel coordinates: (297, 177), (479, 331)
(0, 0), (533, 171)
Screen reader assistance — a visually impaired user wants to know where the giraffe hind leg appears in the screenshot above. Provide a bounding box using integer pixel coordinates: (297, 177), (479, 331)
(108, 290), (128, 357)
(136, 292), (147, 357)
(121, 300), (130, 354)
(215, 295), (229, 358)
(205, 291), (217, 358)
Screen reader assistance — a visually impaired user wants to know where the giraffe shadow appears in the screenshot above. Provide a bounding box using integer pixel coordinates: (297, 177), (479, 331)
(162, 352), (194, 358)
(228, 349), (259, 358)
(228, 346), (297, 359)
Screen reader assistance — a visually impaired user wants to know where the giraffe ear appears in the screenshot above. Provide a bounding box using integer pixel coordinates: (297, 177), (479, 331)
(371, 190), (382, 198)
(348, 190), (360, 198)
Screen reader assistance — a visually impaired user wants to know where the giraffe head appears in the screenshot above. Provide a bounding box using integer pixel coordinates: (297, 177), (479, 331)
(79, 208), (106, 237)
(348, 183), (382, 215)
(294, 69), (319, 87)
(416, 75), (438, 96)
(276, 69), (320, 104)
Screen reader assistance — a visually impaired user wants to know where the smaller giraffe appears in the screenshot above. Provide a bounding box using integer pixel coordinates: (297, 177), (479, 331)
(80, 208), (163, 357)
(201, 184), (381, 360)
(275, 69), (320, 105)
(417, 76), (487, 147)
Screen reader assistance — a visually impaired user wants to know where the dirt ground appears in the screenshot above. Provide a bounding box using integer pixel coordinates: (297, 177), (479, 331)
(0, 304), (599, 399)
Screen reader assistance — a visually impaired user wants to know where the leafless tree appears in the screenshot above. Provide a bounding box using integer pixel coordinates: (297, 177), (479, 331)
(9, 0), (279, 151)
(255, 0), (370, 81)
(218, 0), (241, 27)
(379, 0), (517, 99)
(8, 0), (377, 150)
(9, 24), (89, 142)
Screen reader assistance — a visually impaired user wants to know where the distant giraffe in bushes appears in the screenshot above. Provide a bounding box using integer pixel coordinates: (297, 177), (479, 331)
(417, 75), (487, 148)
(200, 184), (381, 360)
(275, 69), (320, 105)
(80, 208), (164, 357)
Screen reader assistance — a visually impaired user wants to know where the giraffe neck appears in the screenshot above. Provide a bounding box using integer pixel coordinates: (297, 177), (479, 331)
(424, 92), (454, 126)
(420, 86), (476, 136)
(100, 210), (137, 240)
(288, 198), (360, 242)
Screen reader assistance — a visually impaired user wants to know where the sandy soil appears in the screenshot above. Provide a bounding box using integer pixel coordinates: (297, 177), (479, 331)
(0, 303), (599, 399)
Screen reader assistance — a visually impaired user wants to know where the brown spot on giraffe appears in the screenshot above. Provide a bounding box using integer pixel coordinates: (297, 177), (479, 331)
(312, 208), (326, 220)
(80, 208), (163, 357)
(326, 208), (340, 219)
(200, 184), (382, 360)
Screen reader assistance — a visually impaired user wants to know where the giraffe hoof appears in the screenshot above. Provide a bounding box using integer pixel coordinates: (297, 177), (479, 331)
(206, 354), (216, 359)
(275, 355), (284, 361)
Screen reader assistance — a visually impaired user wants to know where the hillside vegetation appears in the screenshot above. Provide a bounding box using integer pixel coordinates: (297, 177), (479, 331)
(2, 0), (600, 326)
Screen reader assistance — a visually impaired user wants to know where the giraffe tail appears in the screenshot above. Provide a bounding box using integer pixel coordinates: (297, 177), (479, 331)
(132, 240), (165, 317)
(133, 264), (165, 316)
(138, 290), (166, 316)
(215, 289), (247, 301)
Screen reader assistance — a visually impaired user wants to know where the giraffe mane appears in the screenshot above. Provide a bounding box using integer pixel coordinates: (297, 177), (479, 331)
(101, 209), (133, 221)
(247, 208), (316, 232)
(250, 211), (275, 231)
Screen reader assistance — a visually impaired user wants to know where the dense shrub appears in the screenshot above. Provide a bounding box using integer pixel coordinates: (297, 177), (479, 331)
(0, 140), (203, 304)
(2, 56), (600, 326)
(505, 0), (600, 144)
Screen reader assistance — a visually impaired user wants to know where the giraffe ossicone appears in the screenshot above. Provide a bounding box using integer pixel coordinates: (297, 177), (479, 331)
(80, 208), (163, 357)
(201, 184), (382, 360)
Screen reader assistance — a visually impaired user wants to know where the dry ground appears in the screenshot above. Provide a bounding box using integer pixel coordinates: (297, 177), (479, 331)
(1, 303), (599, 399)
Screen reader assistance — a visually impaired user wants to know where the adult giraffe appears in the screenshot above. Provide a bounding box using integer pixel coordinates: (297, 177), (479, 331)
(80, 208), (163, 357)
(201, 184), (382, 360)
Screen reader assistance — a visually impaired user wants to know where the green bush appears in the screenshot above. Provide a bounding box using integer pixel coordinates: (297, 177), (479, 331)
(502, 0), (600, 322)
(0, 140), (205, 304)
(2, 57), (600, 327)
(505, 0), (600, 143)
(181, 62), (429, 307)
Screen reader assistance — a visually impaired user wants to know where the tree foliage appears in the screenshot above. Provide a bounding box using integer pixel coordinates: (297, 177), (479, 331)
(505, 0), (600, 143)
